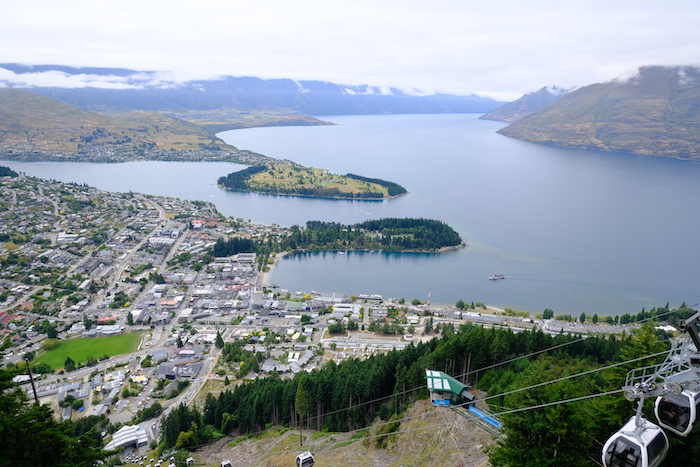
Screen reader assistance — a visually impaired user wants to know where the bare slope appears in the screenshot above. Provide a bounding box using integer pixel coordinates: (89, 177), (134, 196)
(191, 400), (494, 467)
(497, 66), (700, 159)
(0, 89), (236, 154)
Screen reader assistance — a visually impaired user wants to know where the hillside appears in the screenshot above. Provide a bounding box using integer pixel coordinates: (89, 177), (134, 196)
(190, 400), (493, 467)
(0, 88), (237, 155)
(497, 66), (700, 159)
(218, 164), (408, 200)
(0, 63), (504, 116)
(480, 86), (571, 122)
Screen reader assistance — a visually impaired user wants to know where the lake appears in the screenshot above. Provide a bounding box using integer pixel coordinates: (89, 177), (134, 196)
(5, 113), (700, 315)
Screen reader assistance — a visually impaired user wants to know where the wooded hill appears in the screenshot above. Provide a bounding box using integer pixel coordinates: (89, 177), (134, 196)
(218, 164), (407, 200)
(0, 89), (236, 155)
(497, 66), (700, 159)
(280, 218), (464, 251)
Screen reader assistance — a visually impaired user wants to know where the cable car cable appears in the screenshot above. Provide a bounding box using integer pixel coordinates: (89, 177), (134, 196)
(301, 306), (690, 428)
(325, 388), (624, 450)
(452, 336), (587, 379)
(439, 409), (469, 467)
(487, 388), (624, 417)
(478, 349), (669, 404)
(301, 334), (590, 425)
(443, 349), (669, 413)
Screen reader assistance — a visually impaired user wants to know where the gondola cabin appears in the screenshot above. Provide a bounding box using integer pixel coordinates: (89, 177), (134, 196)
(425, 370), (475, 406)
(602, 417), (669, 467)
(295, 451), (314, 467)
(654, 390), (700, 437)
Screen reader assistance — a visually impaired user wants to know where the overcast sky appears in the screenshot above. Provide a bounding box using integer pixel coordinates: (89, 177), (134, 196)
(1, 0), (698, 101)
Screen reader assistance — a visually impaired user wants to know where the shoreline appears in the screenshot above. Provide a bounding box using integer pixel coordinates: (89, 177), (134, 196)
(218, 184), (408, 202)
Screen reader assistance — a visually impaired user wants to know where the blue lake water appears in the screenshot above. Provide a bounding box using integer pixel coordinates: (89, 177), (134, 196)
(5, 113), (700, 315)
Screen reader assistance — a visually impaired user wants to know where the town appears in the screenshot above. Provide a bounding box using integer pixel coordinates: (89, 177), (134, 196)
(0, 172), (644, 462)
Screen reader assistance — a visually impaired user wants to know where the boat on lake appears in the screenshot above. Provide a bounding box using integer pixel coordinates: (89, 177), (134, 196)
(488, 274), (505, 280)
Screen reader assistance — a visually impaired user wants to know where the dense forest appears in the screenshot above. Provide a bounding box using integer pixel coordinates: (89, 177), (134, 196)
(216, 165), (267, 191)
(211, 237), (257, 257)
(158, 308), (700, 466)
(279, 218), (464, 252)
(0, 165), (18, 177)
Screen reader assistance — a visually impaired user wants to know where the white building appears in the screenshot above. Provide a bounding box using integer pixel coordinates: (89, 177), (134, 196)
(104, 425), (149, 452)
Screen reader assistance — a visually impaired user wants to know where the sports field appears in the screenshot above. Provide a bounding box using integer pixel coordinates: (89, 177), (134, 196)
(34, 331), (144, 371)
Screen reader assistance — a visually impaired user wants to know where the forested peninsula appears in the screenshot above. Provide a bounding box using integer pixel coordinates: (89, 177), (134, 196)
(217, 164), (407, 200)
(281, 218), (464, 252)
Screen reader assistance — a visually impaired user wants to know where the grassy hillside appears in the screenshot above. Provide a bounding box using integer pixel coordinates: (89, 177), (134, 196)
(0, 89), (237, 154)
(497, 66), (700, 159)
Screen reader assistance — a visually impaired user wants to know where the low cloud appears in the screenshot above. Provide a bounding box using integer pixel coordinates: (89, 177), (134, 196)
(611, 69), (641, 86)
(401, 88), (437, 97)
(0, 68), (143, 89)
(677, 68), (695, 87)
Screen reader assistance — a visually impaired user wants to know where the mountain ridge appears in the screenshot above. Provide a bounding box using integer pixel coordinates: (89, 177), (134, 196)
(0, 88), (236, 154)
(480, 85), (573, 122)
(497, 66), (700, 159)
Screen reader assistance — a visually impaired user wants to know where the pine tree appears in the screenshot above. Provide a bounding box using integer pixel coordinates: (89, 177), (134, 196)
(295, 379), (309, 445)
(0, 369), (109, 465)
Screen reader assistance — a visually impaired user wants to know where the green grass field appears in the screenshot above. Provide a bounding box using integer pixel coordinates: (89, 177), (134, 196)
(34, 331), (144, 371)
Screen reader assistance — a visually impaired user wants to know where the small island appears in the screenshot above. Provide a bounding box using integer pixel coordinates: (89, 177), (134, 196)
(217, 163), (407, 200)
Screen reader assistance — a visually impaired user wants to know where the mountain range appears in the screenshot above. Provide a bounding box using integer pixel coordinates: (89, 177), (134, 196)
(495, 66), (700, 159)
(4, 63), (700, 160)
(0, 63), (503, 116)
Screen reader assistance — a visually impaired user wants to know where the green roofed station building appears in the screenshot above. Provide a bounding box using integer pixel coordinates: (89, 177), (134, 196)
(425, 369), (475, 406)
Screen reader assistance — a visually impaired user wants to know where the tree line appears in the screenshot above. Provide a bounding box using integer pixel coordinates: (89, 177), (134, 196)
(0, 165), (18, 177)
(217, 165), (267, 190)
(211, 237), (257, 257)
